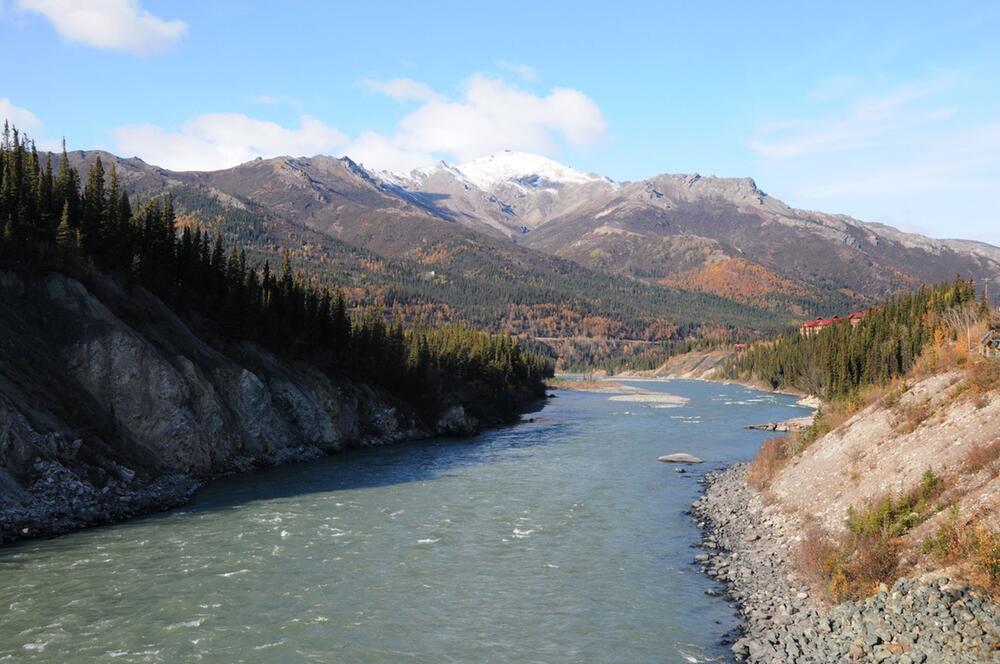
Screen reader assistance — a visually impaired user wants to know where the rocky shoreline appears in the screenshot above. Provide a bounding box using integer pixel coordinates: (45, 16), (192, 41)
(0, 408), (507, 546)
(0, 445), (330, 544)
(692, 464), (1000, 663)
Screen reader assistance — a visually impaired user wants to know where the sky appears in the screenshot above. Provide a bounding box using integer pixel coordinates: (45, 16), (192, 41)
(2, 0), (999, 244)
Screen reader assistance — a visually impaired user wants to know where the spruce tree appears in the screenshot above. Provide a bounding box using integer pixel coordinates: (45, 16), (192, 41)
(56, 201), (75, 249)
(40, 155), (55, 239)
(81, 157), (106, 256)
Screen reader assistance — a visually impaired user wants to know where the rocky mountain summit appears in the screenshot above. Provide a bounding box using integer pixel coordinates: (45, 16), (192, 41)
(379, 151), (1000, 310)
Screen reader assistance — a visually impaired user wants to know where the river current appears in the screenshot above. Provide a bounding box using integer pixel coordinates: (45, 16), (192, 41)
(0, 379), (808, 663)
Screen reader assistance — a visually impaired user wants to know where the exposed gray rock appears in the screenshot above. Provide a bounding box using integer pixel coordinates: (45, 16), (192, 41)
(0, 270), (483, 544)
(658, 453), (703, 463)
(435, 403), (479, 436)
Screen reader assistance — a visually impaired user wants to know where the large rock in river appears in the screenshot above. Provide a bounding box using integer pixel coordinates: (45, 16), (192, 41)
(657, 453), (703, 463)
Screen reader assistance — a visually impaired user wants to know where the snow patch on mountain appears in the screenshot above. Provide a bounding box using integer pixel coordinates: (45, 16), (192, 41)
(455, 151), (609, 190)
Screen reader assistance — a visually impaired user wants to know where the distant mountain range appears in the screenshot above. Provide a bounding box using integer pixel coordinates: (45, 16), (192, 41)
(385, 151), (1000, 310)
(54, 148), (1000, 364)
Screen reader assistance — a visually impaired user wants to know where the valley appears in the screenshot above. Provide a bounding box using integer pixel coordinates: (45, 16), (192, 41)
(4, 4), (1000, 664)
(52, 149), (1000, 370)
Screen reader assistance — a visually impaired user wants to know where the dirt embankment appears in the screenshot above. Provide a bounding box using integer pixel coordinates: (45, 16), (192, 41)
(771, 371), (1000, 539)
(693, 362), (1000, 662)
(695, 465), (1000, 663)
(615, 347), (735, 380)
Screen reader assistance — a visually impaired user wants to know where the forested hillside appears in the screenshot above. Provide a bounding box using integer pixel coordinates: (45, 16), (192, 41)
(53, 150), (794, 369)
(0, 125), (551, 421)
(723, 278), (986, 400)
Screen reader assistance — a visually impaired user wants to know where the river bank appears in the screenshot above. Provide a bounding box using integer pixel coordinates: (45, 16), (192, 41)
(0, 379), (798, 663)
(0, 268), (548, 547)
(693, 464), (1000, 663)
(0, 392), (549, 545)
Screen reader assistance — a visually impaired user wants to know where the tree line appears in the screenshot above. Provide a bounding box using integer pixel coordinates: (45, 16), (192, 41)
(722, 277), (984, 400)
(0, 124), (553, 420)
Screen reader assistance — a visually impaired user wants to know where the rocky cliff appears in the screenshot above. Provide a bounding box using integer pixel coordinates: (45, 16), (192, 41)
(0, 269), (481, 544)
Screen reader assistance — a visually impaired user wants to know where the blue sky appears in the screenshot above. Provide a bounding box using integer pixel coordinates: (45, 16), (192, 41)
(2, 1), (999, 244)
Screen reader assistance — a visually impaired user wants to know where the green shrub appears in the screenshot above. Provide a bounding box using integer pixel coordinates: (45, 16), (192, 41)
(847, 468), (942, 538)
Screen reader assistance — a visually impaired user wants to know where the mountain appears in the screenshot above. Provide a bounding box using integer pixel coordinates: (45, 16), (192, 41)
(51, 148), (1000, 366)
(379, 151), (616, 238)
(53, 150), (784, 371)
(385, 151), (1000, 312)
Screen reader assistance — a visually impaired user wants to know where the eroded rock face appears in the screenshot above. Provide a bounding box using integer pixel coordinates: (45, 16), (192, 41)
(0, 270), (433, 543)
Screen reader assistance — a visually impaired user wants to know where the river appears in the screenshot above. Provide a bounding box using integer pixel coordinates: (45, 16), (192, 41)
(0, 380), (809, 663)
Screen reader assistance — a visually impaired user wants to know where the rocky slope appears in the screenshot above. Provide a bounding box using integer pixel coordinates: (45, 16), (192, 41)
(53, 149), (783, 348)
(694, 465), (1000, 663)
(0, 268), (483, 544)
(690, 364), (1000, 662)
(770, 371), (1000, 535)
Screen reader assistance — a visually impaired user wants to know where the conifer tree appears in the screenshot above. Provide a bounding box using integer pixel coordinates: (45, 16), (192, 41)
(81, 157), (106, 256)
(56, 201), (76, 250)
(39, 155), (55, 239)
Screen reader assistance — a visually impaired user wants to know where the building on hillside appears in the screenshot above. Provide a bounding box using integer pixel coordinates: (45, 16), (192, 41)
(847, 307), (881, 327)
(800, 307), (878, 337)
(799, 315), (843, 337)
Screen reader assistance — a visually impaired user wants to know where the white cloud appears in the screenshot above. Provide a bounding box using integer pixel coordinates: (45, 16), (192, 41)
(0, 97), (44, 135)
(806, 75), (857, 102)
(17, 0), (187, 56)
(359, 78), (440, 103)
(748, 75), (1000, 246)
(495, 60), (539, 83)
(0, 97), (61, 150)
(110, 74), (607, 174)
(793, 122), (1000, 199)
(349, 74), (606, 172)
(113, 114), (347, 171)
(346, 130), (437, 174)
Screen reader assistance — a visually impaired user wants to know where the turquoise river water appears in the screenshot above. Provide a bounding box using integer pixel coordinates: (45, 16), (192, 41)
(0, 379), (809, 663)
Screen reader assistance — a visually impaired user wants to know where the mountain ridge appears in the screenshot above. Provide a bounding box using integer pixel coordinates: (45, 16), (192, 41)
(48, 147), (1000, 368)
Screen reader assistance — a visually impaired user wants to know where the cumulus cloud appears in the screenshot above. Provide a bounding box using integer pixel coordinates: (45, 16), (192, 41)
(17, 0), (187, 56)
(114, 75), (607, 174)
(113, 113), (347, 171)
(0, 98), (62, 150)
(0, 97), (44, 135)
(349, 74), (606, 172)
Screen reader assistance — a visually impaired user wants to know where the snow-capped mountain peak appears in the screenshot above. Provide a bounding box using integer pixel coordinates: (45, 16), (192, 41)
(454, 150), (608, 190)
